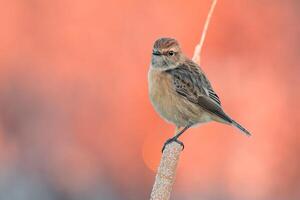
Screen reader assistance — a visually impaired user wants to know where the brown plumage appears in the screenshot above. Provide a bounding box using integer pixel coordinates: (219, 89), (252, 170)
(148, 38), (251, 151)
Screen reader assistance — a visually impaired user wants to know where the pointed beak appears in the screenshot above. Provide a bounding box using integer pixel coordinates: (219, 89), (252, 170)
(152, 50), (162, 56)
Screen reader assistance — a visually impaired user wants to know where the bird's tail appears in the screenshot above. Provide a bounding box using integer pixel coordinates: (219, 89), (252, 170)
(231, 120), (251, 136)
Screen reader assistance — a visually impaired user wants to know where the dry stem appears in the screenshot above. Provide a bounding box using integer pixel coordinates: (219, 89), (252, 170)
(150, 142), (182, 200)
(150, 1), (218, 199)
(192, 0), (218, 65)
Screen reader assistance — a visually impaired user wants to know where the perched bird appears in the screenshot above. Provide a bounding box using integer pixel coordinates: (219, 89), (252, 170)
(148, 37), (251, 152)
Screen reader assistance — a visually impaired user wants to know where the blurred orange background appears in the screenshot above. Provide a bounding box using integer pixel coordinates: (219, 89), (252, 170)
(0, 0), (299, 199)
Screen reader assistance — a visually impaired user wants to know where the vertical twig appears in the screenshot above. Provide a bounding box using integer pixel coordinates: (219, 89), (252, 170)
(192, 0), (218, 65)
(150, 1), (218, 199)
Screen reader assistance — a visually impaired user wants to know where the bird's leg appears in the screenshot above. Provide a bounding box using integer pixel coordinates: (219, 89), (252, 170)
(162, 124), (192, 152)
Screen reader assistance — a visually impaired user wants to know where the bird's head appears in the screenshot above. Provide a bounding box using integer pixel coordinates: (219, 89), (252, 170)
(151, 37), (184, 70)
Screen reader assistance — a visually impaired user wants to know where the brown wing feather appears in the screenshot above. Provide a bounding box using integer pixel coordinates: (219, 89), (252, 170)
(166, 60), (232, 123)
(176, 60), (221, 105)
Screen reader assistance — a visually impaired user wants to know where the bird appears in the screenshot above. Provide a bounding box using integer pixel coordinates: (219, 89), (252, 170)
(148, 37), (251, 152)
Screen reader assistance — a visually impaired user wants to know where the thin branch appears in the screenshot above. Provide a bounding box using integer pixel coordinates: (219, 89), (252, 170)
(150, 1), (218, 199)
(192, 0), (218, 65)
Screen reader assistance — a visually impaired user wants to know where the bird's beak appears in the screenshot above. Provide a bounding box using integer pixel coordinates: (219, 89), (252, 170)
(152, 50), (162, 56)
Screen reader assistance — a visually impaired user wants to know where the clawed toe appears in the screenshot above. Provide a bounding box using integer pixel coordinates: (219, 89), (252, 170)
(161, 137), (184, 153)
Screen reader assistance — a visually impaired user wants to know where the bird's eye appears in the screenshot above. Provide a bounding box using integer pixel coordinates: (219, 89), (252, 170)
(168, 51), (175, 56)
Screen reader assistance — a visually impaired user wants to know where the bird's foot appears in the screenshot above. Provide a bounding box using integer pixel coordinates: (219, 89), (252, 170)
(161, 137), (184, 153)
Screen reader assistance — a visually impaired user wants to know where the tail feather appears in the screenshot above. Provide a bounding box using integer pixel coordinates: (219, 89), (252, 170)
(231, 120), (251, 136)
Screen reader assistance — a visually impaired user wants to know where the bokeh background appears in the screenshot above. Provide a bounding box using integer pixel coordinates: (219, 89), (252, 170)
(0, 0), (299, 199)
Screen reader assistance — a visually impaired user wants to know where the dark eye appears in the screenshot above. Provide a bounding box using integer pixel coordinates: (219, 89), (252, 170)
(168, 51), (175, 56)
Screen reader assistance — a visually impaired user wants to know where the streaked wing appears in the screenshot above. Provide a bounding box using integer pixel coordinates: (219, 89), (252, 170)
(197, 96), (232, 123)
(166, 60), (221, 105)
(165, 60), (232, 123)
(207, 88), (221, 106)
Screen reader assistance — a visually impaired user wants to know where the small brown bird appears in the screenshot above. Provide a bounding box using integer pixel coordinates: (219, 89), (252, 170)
(148, 37), (251, 152)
